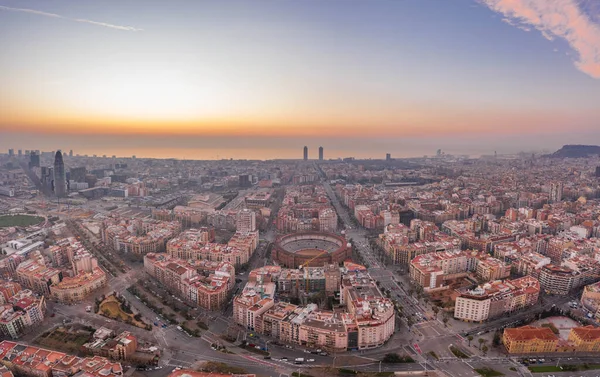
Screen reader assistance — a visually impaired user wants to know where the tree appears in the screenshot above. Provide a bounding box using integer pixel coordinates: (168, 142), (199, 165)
(478, 338), (485, 350)
(467, 335), (473, 347)
(442, 315), (449, 327)
(493, 331), (502, 347)
(481, 345), (488, 356)
(432, 306), (440, 319)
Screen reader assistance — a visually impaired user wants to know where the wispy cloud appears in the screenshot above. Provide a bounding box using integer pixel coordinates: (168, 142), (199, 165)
(479, 0), (600, 79)
(0, 5), (142, 31)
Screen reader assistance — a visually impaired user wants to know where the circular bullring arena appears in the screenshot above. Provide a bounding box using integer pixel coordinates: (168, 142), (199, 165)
(272, 232), (351, 268)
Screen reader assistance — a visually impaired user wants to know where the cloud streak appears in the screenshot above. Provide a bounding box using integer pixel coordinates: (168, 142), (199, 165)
(479, 0), (600, 78)
(0, 5), (142, 31)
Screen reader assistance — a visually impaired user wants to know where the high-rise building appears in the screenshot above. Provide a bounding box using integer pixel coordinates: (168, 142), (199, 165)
(70, 167), (87, 183)
(303, 146), (308, 161)
(386, 153), (391, 161)
(549, 182), (563, 203)
(69, 150), (73, 157)
(29, 152), (40, 169)
(237, 209), (256, 233)
(8, 149), (14, 157)
(239, 174), (251, 188)
(318, 146), (323, 161)
(17, 150), (22, 157)
(595, 166), (600, 178)
(53, 150), (67, 197)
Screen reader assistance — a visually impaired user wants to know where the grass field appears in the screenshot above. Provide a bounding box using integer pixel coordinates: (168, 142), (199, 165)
(474, 367), (504, 377)
(0, 214), (44, 228)
(98, 295), (148, 329)
(36, 327), (93, 353)
(529, 365), (600, 373)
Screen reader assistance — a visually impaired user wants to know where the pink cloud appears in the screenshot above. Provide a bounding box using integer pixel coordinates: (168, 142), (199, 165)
(480, 0), (600, 78)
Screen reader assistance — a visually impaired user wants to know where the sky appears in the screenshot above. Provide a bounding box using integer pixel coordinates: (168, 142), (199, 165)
(1, 0), (600, 160)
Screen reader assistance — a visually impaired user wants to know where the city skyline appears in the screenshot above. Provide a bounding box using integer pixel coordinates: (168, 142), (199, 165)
(1, 0), (600, 159)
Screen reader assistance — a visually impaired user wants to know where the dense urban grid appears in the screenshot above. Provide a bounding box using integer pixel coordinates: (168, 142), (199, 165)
(2, 147), (600, 377)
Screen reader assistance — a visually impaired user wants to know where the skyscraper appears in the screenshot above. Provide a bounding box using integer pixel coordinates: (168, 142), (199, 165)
(29, 151), (40, 169)
(53, 150), (67, 197)
(549, 182), (563, 203)
(69, 150), (73, 157)
(596, 166), (600, 178)
(303, 146), (308, 161)
(319, 146), (323, 161)
(8, 149), (14, 157)
(386, 153), (391, 161)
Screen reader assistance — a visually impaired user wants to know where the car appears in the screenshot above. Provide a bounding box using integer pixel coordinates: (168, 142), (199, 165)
(264, 356), (271, 359)
(281, 357), (288, 361)
(307, 359), (315, 362)
(319, 352), (328, 356)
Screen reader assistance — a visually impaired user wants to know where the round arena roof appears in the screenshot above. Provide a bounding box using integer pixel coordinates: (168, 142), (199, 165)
(273, 232), (350, 268)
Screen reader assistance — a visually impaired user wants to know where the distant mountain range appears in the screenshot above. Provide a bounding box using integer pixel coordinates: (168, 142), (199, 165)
(547, 145), (600, 158)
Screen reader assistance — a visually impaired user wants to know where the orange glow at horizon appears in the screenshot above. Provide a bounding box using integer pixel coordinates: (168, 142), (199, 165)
(1, 105), (596, 139)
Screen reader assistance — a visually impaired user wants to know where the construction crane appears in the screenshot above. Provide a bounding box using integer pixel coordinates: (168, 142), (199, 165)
(298, 249), (329, 294)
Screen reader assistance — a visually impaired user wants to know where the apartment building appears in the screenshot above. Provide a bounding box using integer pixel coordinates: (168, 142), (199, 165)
(0, 341), (123, 377)
(15, 260), (62, 296)
(409, 250), (479, 290)
(144, 253), (233, 310)
(101, 217), (181, 254)
(233, 262), (394, 352)
(454, 276), (539, 322)
(581, 281), (600, 319)
(167, 229), (258, 267)
(50, 267), (107, 303)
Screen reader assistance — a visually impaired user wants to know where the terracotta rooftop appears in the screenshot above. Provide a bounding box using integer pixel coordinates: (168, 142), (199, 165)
(504, 326), (557, 341)
(571, 325), (600, 341)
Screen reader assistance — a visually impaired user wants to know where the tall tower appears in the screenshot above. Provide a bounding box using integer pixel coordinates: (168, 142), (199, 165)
(549, 182), (563, 203)
(237, 209), (256, 233)
(53, 150), (67, 197)
(303, 146), (308, 161)
(319, 146), (323, 161)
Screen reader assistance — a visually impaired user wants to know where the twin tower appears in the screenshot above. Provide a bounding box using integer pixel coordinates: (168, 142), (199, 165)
(303, 146), (323, 161)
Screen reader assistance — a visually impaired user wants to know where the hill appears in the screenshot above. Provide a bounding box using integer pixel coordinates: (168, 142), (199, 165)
(548, 145), (600, 158)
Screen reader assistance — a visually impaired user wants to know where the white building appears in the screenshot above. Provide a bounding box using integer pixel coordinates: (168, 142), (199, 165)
(237, 209), (256, 233)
